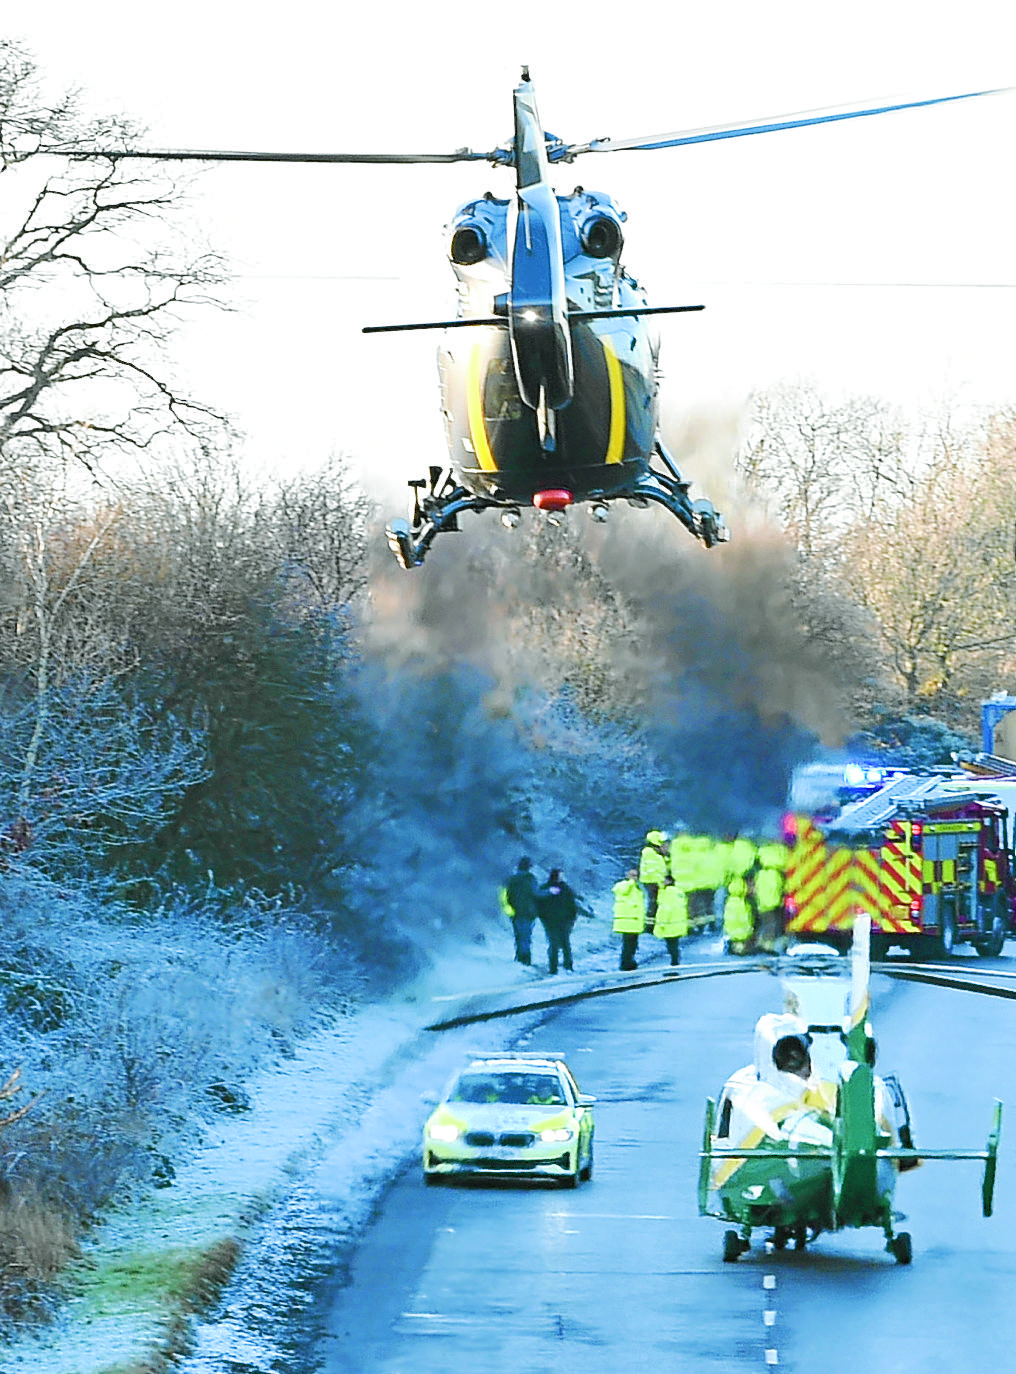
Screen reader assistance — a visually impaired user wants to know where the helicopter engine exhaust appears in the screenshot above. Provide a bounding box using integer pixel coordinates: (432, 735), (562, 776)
(450, 225), (488, 265)
(578, 211), (623, 260)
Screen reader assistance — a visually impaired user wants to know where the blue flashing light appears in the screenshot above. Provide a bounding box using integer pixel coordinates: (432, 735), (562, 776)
(843, 764), (887, 788)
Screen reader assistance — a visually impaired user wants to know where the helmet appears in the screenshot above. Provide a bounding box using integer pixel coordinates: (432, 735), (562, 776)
(646, 829), (667, 845)
(773, 1034), (812, 1077)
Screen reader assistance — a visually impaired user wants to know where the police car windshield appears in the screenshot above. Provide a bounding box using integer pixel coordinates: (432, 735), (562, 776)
(449, 1072), (565, 1105)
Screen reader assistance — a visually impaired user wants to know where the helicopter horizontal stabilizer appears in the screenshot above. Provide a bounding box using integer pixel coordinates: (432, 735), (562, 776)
(363, 305), (705, 335)
(363, 316), (504, 335)
(700, 1094), (1003, 1227)
(875, 1120), (1002, 1217)
(568, 305), (704, 321)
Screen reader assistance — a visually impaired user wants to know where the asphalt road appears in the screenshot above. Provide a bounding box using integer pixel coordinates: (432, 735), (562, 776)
(311, 963), (1016, 1372)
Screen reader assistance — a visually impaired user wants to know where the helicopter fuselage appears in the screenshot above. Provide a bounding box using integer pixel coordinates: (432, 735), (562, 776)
(439, 189), (657, 506)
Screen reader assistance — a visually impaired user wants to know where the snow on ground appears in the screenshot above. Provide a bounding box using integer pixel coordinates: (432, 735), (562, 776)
(1, 909), (694, 1373)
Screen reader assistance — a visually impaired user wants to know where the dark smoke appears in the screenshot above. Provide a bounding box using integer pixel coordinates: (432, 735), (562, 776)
(348, 413), (867, 962)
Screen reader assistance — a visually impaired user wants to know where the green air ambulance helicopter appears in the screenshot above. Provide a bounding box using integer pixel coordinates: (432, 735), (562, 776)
(698, 917), (1002, 1264)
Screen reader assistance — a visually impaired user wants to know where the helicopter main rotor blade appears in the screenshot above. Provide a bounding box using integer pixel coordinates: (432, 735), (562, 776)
(56, 146), (497, 165)
(47, 83), (1014, 168)
(563, 87), (1013, 158)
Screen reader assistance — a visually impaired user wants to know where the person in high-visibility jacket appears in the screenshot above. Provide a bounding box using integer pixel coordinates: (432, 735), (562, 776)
(723, 874), (754, 955)
(668, 830), (698, 905)
(612, 868), (646, 971)
(753, 840), (789, 953)
(686, 834), (718, 931)
(726, 834), (760, 935)
(712, 835), (737, 928)
(701, 836), (730, 931)
(654, 875), (689, 965)
(727, 834), (758, 886)
(638, 830), (669, 931)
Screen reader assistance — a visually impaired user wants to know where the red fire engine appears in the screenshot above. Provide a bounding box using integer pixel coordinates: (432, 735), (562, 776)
(783, 774), (1016, 959)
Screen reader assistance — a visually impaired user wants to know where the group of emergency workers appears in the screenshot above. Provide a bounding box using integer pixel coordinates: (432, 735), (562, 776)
(498, 827), (790, 976)
(612, 827), (790, 969)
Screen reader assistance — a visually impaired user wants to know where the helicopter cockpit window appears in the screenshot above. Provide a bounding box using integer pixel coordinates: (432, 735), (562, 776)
(484, 359), (524, 422)
(717, 1095), (733, 1139)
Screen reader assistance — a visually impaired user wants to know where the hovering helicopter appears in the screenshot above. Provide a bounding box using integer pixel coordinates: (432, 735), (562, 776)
(63, 73), (1007, 568)
(368, 71), (1005, 568)
(371, 68), (728, 569)
(698, 919), (1003, 1264)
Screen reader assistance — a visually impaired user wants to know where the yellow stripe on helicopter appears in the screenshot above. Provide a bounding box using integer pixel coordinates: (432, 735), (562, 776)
(713, 1101), (813, 1188)
(600, 335), (626, 464)
(467, 343), (497, 472)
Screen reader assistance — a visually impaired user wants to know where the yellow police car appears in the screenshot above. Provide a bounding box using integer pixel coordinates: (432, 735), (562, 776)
(422, 1052), (596, 1187)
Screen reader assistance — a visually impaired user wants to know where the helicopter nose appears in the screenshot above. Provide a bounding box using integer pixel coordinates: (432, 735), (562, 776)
(533, 489), (572, 513)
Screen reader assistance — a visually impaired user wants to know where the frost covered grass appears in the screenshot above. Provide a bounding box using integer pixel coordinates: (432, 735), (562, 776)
(0, 869), (360, 1337)
(70, 1235), (240, 1370)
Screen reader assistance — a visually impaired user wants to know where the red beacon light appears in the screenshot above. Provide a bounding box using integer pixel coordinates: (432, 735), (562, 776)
(533, 489), (573, 512)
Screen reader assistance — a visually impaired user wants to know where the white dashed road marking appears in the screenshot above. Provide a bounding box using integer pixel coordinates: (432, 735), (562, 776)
(763, 1272), (778, 1365)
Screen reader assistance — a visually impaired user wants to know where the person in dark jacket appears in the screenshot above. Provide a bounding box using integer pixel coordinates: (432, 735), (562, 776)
(504, 857), (539, 965)
(537, 868), (579, 974)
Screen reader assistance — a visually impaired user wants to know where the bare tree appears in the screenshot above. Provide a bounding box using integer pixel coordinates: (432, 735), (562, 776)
(839, 422), (1016, 724)
(273, 453), (373, 614)
(737, 382), (911, 564)
(0, 39), (230, 483)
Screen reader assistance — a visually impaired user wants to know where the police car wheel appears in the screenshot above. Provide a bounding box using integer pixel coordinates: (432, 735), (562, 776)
(580, 1145), (594, 1182)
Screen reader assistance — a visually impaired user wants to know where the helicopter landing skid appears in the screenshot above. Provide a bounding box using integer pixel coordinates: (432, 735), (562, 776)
(386, 442), (730, 567)
(386, 486), (506, 569)
(624, 439), (731, 548)
(624, 472), (730, 548)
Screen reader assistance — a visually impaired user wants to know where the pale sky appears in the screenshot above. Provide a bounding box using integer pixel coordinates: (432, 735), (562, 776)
(10, 1), (1016, 487)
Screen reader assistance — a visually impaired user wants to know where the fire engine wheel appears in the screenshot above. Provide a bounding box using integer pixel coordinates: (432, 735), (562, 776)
(975, 902), (1006, 958)
(936, 905), (958, 958)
